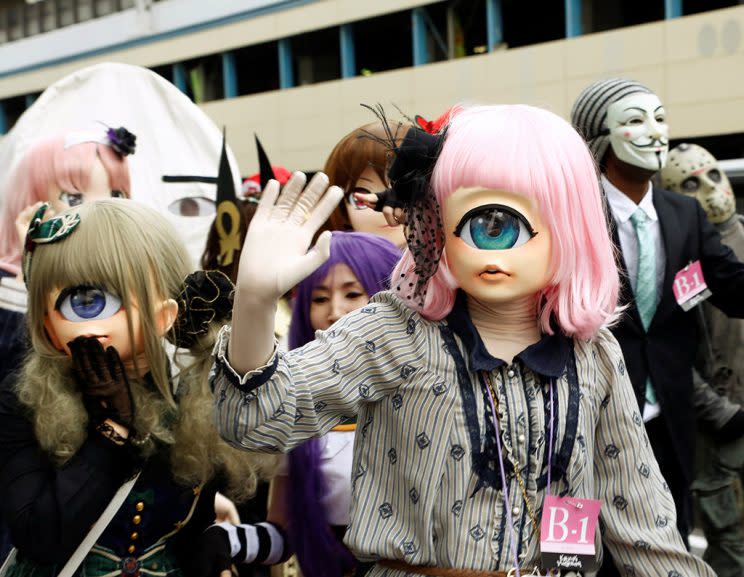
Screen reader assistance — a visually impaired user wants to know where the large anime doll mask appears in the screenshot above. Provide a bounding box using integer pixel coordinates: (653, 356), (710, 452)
(0, 62), (242, 268)
(661, 143), (736, 224)
(443, 187), (552, 304)
(367, 116), (553, 307)
(22, 202), (177, 368)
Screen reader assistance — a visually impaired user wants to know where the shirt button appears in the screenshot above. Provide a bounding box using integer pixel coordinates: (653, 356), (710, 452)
(128, 545), (136, 554)
(133, 515), (142, 525)
(512, 506), (520, 515)
(507, 369), (516, 378)
(130, 532), (138, 541)
(517, 434), (525, 443)
(135, 502), (144, 512)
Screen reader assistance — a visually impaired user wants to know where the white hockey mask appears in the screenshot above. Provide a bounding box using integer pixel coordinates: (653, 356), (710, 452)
(661, 143), (736, 224)
(606, 93), (668, 172)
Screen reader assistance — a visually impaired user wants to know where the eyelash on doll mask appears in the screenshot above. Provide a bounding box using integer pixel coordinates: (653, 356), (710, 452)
(58, 190), (126, 207)
(453, 204), (538, 251)
(58, 191), (84, 207)
(167, 196), (216, 218)
(54, 285), (123, 323)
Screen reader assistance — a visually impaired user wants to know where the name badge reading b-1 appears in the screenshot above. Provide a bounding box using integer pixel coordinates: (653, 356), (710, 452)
(540, 496), (602, 573)
(672, 260), (711, 312)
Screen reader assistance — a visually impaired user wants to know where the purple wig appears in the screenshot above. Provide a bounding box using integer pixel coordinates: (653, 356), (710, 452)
(287, 231), (400, 577)
(288, 231), (401, 349)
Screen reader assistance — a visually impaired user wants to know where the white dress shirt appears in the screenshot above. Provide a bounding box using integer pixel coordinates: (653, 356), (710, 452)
(603, 174), (665, 421)
(603, 174), (666, 304)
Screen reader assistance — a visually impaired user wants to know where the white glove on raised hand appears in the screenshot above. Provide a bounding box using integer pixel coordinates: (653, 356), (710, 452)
(228, 171), (343, 374)
(236, 171), (343, 302)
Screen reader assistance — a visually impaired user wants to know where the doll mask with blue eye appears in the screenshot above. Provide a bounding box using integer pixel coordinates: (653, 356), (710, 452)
(453, 204), (538, 250)
(55, 285), (123, 322)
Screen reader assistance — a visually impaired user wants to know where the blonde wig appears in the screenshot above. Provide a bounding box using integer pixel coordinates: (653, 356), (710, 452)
(20, 199), (275, 502)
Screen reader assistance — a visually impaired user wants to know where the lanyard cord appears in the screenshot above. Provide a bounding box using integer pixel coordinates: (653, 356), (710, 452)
(484, 372), (555, 577)
(547, 379), (555, 492)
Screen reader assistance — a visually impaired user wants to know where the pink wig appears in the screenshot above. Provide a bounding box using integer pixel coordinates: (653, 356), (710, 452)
(393, 104), (619, 339)
(0, 135), (130, 275)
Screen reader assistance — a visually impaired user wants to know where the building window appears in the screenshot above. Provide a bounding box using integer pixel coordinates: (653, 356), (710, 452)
(417, 0), (490, 61)
(94, 0), (119, 17)
(182, 54), (224, 103)
(353, 10), (413, 75)
(291, 26), (340, 86)
(581, 0), (664, 34)
(234, 41), (280, 96)
(683, 0), (740, 15)
(76, 0), (94, 22)
(2, 95), (28, 133)
(450, 0), (488, 56)
(501, 0), (564, 48)
(58, 0), (76, 27)
(6, 5), (23, 41)
(149, 64), (173, 84)
(41, 0), (58, 32)
(0, 0), (144, 42)
(24, 3), (42, 37)
(419, 2), (450, 63)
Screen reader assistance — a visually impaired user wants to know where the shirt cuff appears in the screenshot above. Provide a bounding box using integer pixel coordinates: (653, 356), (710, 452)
(212, 324), (280, 393)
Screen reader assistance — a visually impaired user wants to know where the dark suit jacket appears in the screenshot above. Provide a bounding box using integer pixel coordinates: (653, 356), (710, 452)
(609, 186), (744, 481)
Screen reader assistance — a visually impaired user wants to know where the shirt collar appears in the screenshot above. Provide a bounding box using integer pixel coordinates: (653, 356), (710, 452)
(445, 290), (571, 378)
(602, 174), (657, 224)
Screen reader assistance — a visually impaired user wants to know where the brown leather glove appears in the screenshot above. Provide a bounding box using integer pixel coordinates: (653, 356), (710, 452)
(68, 336), (135, 428)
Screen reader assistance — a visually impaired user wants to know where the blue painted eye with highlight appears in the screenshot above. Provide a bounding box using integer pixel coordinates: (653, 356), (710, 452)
(454, 204), (537, 250)
(55, 286), (123, 322)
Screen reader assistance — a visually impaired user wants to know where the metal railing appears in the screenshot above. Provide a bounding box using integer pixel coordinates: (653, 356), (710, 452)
(0, 0), (162, 44)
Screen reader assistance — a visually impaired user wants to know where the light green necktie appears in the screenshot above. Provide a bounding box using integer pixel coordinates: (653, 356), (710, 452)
(630, 207), (657, 405)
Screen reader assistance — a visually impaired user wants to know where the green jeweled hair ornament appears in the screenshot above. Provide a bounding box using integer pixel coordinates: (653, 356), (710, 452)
(22, 203), (81, 286)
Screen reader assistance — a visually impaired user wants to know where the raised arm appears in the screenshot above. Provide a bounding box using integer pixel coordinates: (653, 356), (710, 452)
(228, 172), (343, 375)
(212, 292), (426, 453)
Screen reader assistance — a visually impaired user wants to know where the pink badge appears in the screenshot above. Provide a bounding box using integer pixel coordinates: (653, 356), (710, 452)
(672, 260), (711, 311)
(540, 495), (601, 572)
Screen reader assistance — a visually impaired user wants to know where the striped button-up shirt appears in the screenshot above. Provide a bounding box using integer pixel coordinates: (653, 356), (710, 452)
(212, 291), (713, 577)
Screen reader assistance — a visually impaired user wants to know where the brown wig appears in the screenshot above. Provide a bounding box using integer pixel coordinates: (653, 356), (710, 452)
(322, 120), (408, 232)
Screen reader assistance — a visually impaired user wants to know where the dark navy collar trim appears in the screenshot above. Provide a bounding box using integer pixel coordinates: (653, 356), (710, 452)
(445, 290), (571, 378)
